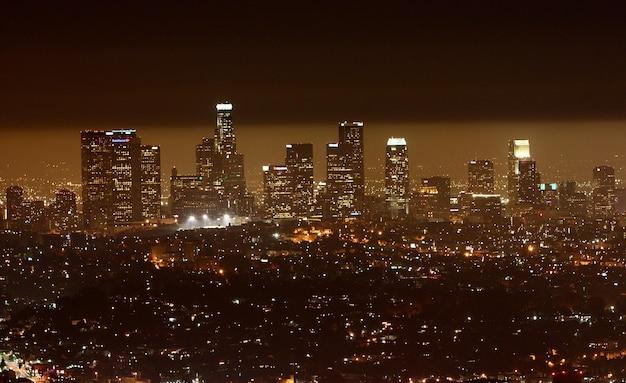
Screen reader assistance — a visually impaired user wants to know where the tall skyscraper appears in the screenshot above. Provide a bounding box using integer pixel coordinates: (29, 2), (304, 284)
(507, 139), (531, 205)
(109, 130), (142, 223)
(286, 143), (314, 218)
(262, 165), (293, 219)
(338, 121), (365, 214)
(81, 130), (112, 230)
(468, 159), (494, 194)
(517, 159), (539, 205)
(81, 129), (160, 230)
(140, 145), (162, 220)
(325, 121), (365, 218)
(214, 102), (247, 215)
(592, 165), (615, 216)
(385, 137), (409, 219)
(196, 137), (217, 184)
(52, 189), (78, 234)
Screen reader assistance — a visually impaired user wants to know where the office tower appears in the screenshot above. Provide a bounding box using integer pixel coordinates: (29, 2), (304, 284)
(417, 176), (451, 220)
(169, 167), (207, 219)
(338, 121), (365, 214)
(140, 145), (162, 220)
(559, 181), (587, 216)
(326, 142), (353, 218)
(82, 129), (160, 230)
(52, 189), (78, 234)
(196, 137), (217, 183)
(262, 165), (293, 219)
(81, 130), (112, 230)
(286, 143), (314, 218)
(214, 103), (247, 215)
(592, 165), (615, 216)
(385, 137), (409, 218)
(507, 139), (530, 204)
(109, 130), (142, 223)
(5, 185), (24, 230)
(468, 159), (494, 194)
(325, 121), (365, 218)
(517, 159), (539, 205)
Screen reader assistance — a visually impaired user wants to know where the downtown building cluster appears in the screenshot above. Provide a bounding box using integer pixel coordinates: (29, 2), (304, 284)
(3, 104), (626, 234)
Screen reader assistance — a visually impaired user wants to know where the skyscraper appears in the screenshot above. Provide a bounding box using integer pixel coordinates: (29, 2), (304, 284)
(468, 159), (494, 194)
(140, 145), (162, 220)
(507, 139), (530, 205)
(5, 185), (24, 230)
(262, 165), (293, 219)
(338, 121), (365, 214)
(517, 159), (539, 205)
(109, 130), (142, 223)
(81, 129), (160, 230)
(325, 121), (365, 218)
(286, 143), (314, 218)
(592, 165), (615, 216)
(52, 189), (78, 234)
(214, 103), (246, 215)
(81, 130), (112, 230)
(385, 137), (409, 219)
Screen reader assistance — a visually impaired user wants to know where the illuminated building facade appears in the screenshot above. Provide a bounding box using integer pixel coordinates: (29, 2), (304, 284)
(468, 159), (494, 194)
(417, 176), (451, 220)
(325, 121), (364, 218)
(81, 130), (112, 230)
(517, 159), (539, 205)
(51, 189), (78, 234)
(507, 139), (531, 205)
(338, 121), (365, 214)
(140, 145), (162, 220)
(286, 143), (314, 218)
(169, 167), (208, 219)
(214, 103), (247, 215)
(81, 129), (161, 230)
(385, 137), (409, 218)
(592, 165), (615, 216)
(109, 130), (142, 223)
(559, 181), (587, 216)
(5, 185), (24, 230)
(263, 165), (293, 219)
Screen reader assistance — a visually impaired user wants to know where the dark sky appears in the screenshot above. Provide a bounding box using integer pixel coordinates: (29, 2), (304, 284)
(1, 1), (625, 126)
(1, 1), (625, 186)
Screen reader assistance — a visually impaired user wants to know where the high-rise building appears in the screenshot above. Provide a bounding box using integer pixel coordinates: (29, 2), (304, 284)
(262, 165), (293, 219)
(326, 142), (353, 218)
(416, 176), (451, 220)
(286, 143), (314, 218)
(52, 189), (78, 234)
(196, 137), (217, 184)
(507, 139), (530, 204)
(325, 121), (364, 218)
(468, 159), (494, 194)
(81, 130), (112, 230)
(338, 121), (365, 214)
(109, 130), (142, 223)
(5, 185), (24, 230)
(81, 129), (160, 230)
(517, 159), (539, 205)
(213, 103), (247, 215)
(140, 145), (162, 220)
(592, 165), (616, 216)
(559, 181), (587, 216)
(169, 167), (208, 219)
(385, 137), (409, 218)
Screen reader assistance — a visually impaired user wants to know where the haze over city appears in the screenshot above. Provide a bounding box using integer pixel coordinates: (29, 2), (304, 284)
(1, 1), (625, 188)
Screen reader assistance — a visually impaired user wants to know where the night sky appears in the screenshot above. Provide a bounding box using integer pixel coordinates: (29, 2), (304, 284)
(1, 1), (625, 185)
